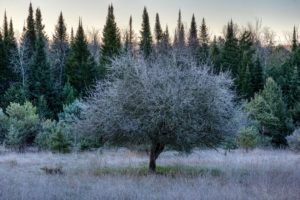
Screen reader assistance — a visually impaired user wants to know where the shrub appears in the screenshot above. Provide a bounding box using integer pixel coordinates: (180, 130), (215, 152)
(237, 127), (258, 152)
(286, 129), (300, 152)
(49, 127), (71, 153)
(0, 108), (8, 143)
(35, 120), (57, 150)
(5, 102), (40, 151)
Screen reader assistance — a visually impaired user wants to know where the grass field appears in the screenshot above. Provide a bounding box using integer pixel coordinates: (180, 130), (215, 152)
(0, 148), (299, 200)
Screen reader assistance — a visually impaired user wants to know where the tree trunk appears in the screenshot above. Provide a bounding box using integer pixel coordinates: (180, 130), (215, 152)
(148, 142), (164, 173)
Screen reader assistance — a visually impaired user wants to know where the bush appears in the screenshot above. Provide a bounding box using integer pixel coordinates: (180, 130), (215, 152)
(237, 127), (258, 152)
(35, 120), (57, 150)
(286, 129), (300, 152)
(49, 127), (71, 153)
(5, 102), (40, 151)
(0, 108), (8, 143)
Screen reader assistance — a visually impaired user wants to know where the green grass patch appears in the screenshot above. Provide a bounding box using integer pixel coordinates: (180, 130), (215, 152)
(91, 165), (223, 177)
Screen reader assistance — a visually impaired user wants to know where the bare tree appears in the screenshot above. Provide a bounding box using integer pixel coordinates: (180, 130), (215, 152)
(11, 36), (30, 88)
(75, 51), (242, 173)
(87, 28), (101, 64)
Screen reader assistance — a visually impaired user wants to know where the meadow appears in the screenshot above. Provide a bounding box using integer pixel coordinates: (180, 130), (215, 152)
(0, 148), (299, 200)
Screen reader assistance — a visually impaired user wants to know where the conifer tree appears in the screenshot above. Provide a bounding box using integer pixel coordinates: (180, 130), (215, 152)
(70, 27), (74, 44)
(28, 35), (53, 118)
(221, 20), (240, 77)
(174, 10), (185, 48)
(25, 3), (36, 55)
(199, 18), (209, 62)
(0, 32), (6, 98)
(210, 36), (221, 73)
(0, 13), (18, 107)
(154, 13), (163, 44)
(139, 7), (153, 58)
(247, 78), (291, 146)
(65, 20), (97, 96)
(188, 14), (199, 60)
(51, 12), (69, 90)
(238, 30), (255, 97)
(251, 57), (264, 94)
(124, 16), (134, 53)
(101, 4), (121, 68)
(292, 26), (297, 52)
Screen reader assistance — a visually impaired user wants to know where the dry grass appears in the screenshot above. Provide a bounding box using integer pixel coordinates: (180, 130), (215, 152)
(0, 148), (299, 200)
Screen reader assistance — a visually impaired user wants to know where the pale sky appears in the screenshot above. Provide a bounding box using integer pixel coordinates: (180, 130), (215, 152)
(0, 0), (299, 44)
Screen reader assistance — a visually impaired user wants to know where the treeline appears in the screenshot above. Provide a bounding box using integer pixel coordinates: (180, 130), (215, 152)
(0, 3), (300, 149)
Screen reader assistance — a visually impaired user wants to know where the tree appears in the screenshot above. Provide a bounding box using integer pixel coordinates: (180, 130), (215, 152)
(246, 78), (291, 146)
(221, 20), (240, 78)
(199, 18), (209, 62)
(251, 57), (264, 94)
(4, 101), (40, 151)
(154, 13), (163, 44)
(139, 7), (153, 58)
(24, 3), (36, 57)
(28, 35), (54, 118)
(51, 12), (69, 90)
(210, 36), (221, 73)
(75, 52), (241, 173)
(237, 127), (258, 152)
(292, 26), (297, 52)
(65, 20), (97, 96)
(124, 16), (134, 53)
(188, 14), (199, 61)
(174, 10), (185, 49)
(101, 4), (121, 69)
(0, 13), (18, 107)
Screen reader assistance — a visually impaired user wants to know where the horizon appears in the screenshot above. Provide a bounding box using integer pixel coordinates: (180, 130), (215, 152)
(0, 0), (299, 44)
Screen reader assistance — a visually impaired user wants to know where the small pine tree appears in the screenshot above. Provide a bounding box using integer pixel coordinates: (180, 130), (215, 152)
(237, 127), (258, 152)
(49, 128), (71, 153)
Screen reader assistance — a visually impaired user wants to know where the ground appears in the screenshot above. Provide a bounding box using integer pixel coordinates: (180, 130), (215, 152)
(0, 148), (299, 200)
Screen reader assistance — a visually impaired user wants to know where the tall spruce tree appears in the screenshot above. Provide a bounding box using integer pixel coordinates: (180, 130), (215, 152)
(25, 3), (36, 56)
(174, 10), (185, 48)
(188, 14), (199, 61)
(51, 12), (69, 90)
(27, 8), (54, 118)
(221, 20), (240, 77)
(251, 57), (264, 94)
(124, 16), (134, 53)
(140, 7), (153, 58)
(292, 26), (297, 52)
(238, 30), (255, 97)
(101, 4), (121, 68)
(1, 13), (18, 97)
(210, 36), (221, 73)
(154, 13), (163, 44)
(199, 18), (209, 62)
(65, 20), (97, 96)
(0, 32), (6, 99)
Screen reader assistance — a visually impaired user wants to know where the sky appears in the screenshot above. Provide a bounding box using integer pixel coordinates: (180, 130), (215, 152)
(0, 0), (299, 44)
